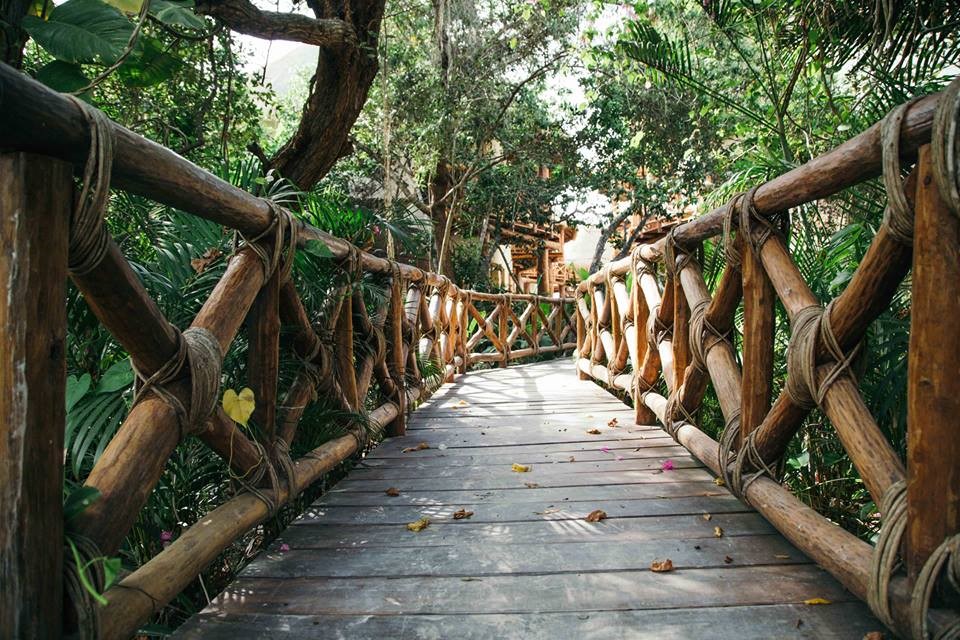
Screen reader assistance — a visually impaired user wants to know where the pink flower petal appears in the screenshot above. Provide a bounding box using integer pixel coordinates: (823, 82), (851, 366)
(600, 446), (611, 453)
(160, 530), (173, 542)
(661, 460), (675, 471)
(279, 543), (290, 552)
(615, 456), (623, 461)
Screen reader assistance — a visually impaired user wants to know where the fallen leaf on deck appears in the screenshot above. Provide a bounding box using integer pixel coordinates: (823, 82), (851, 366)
(402, 442), (431, 453)
(862, 632), (884, 640)
(587, 428), (602, 435)
(585, 509), (608, 523)
(460, 577), (481, 582)
(714, 526), (724, 538)
(568, 456), (576, 462)
(803, 598), (831, 605)
(453, 508), (474, 520)
(608, 418), (619, 427)
(775, 554), (790, 559)
(650, 559), (674, 573)
(385, 487), (400, 497)
(511, 463), (531, 473)
(702, 513), (712, 521)
(535, 508), (560, 515)
(724, 555), (733, 564)
(714, 477), (725, 486)
(524, 482), (540, 488)
(406, 518), (430, 532)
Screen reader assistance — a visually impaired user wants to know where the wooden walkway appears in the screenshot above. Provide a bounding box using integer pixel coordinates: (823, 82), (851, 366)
(174, 360), (883, 639)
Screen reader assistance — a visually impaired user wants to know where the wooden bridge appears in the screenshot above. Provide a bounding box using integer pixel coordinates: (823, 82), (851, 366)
(172, 360), (883, 639)
(1, 65), (959, 639)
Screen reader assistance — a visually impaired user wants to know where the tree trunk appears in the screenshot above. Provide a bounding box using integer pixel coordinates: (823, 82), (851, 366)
(1, 0), (32, 67)
(430, 160), (455, 276)
(589, 206), (635, 273)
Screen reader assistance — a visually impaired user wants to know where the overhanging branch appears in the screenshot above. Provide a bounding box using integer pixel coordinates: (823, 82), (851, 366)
(196, 0), (358, 49)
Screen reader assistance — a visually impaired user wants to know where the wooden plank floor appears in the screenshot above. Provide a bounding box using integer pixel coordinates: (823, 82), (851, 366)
(173, 360), (885, 639)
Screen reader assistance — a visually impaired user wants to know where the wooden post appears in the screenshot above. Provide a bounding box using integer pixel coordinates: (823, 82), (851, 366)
(247, 269), (280, 445)
(906, 145), (960, 580)
(335, 287), (359, 412)
(498, 296), (509, 368)
(672, 274), (690, 392)
(0, 154), (71, 638)
(740, 245), (775, 446)
(576, 292), (589, 379)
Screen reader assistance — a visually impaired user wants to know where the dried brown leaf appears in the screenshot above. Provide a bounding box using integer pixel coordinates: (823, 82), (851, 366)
(406, 517), (430, 532)
(585, 509), (607, 523)
(402, 442), (431, 453)
(453, 508), (474, 520)
(586, 428), (602, 435)
(608, 418), (619, 428)
(385, 487), (400, 497)
(724, 555), (734, 564)
(650, 559), (674, 573)
(524, 482), (540, 488)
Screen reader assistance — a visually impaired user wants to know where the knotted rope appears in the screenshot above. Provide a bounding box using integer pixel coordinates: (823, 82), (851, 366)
(64, 534), (105, 639)
(881, 98), (921, 244)
(688, 298), (732, 375)
(664, 390), (697, 441)
(131, 326), (223, 441)
(66, 97), (114, 276)
(868, 478), (960, 639)
(722, 192), (745, 269)
(664, 226), (695, 278)
(717, 408), (742, 492)
(738, 186), (786, 256)
(783, 300), (860, 410)
(932, 75), (960, 219)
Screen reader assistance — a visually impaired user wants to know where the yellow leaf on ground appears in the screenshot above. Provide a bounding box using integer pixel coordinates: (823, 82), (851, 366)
(714, 477), (725, 486)
(223, 388), (255, 427)
(453, 508), (474, 520)
(714, 526), (724, 538)
(803, 598), (831, 605)
(702, 513), (712, 521)
(585, 509), (607, 523)
(402, 442), (431, 453)
(511, 463), (531, 473)
(406, 517), (430, 532)
(650, 559), (674, 573)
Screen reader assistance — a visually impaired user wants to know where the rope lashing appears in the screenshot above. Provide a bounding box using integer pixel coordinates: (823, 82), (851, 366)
(233, 199), (287, 280)
(730, 428), (780, 502)
(132, 326), (223, 441)
(868, 480), (960, 639)
(722, 192), (745, 269)
(688, 298), (732, 375)
(664, 390), (697, 441)
(738, 186), (786, 256)
(64, 534), (106, 639)
(881, 98), (922, 244)
(717, 407), (742, 492)
(783, 300), (860, 410)
(273, 437), (299, 502)
(664, 226), (695, 278)
(66, 96), (114, 276)
(868, 480), (909, 629)
(231, 437), (280, 517)
(932, 75), (960, 219)
(910, 535), (960, 640)
(646, 303), (670, 351)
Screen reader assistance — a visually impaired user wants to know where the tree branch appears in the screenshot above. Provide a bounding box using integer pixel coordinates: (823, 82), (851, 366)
(196, 0), (358, 49)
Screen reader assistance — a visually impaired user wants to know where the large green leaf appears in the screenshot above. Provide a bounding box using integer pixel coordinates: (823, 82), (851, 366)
(23, 0), (134, 64)
(35, 60), (90, 92)
(119, 37), (182, 87)
(149, 0), (206, 31)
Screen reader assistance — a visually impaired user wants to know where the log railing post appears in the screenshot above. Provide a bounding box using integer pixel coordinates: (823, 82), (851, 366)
(740, 242), (775, 447)
(248, 269), (281, 446)
(906, 144), (960, 580)
(385, 273), (407, 437)
(334, 285), (359, 412)
(672, 270), (691, 392)
(498, 295), (509, 368)
(576, 291), (589, 379)
(0, 154), (71, 639)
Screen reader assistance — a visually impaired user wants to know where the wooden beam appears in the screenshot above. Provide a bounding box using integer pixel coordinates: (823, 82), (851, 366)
(906, 145), (960, 580)
(740, 245), (775, 446)
(0, 153), (71, 639)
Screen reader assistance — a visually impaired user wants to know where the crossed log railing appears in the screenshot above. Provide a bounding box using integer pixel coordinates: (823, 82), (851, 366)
(0, 64), (575, 639)
(578, 80), (960, 639)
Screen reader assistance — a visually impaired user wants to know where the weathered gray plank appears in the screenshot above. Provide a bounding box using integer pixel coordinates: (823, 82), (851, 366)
(174, 603), (885, 640)
(279, 512), (776, 549)
(292, 494), (750, 526)
(195, 565), (865, 616)
(243, 534), (801, 578)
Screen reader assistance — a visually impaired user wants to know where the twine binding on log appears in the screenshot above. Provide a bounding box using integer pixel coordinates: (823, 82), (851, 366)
(722, 192), (745, 269)
(738, 186), (787, 256)
(784, 300), (860, 410)
(233, 199), (300, 281)
(131, 326), (223, 441)
(932, 75), (960, 219)
(66, 96), (114, 276)
(64, 534), (106, 639)
(882, 98), (922, 244)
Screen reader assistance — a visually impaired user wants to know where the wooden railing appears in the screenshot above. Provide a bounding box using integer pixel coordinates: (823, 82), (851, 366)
(0, 64), (574, 639)
(577, 81), (960, 639)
